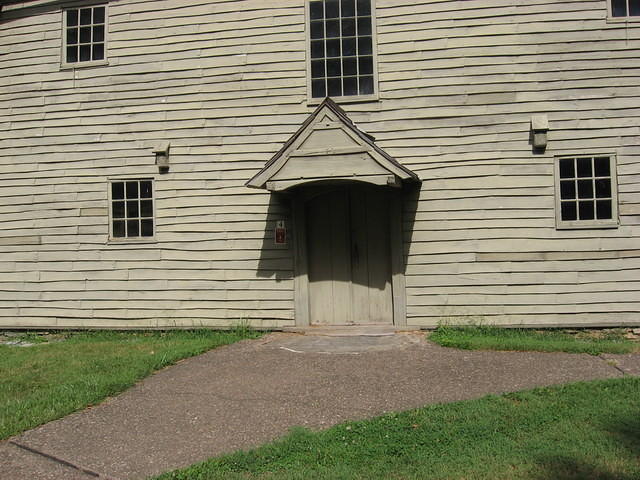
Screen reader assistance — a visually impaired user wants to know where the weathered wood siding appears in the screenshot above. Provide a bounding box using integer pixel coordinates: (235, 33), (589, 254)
(1, 0), (639, 328)
(381, 0), (640, 327)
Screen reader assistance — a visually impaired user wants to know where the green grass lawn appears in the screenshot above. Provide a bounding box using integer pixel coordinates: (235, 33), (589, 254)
(0, 329), (260, 440)
(429, 325), (639, 355)
(155, 377), (640, 480)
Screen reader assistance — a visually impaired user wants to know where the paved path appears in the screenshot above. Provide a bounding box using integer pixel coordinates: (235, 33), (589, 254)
(2, 332), (639, 480)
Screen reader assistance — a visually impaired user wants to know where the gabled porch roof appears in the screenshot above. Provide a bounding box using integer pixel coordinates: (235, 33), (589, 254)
(246, 98), (420, 191)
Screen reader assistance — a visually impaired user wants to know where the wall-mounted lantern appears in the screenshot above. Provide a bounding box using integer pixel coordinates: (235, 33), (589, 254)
(531, 115), (549, 151)
(153, 142), (171, 172)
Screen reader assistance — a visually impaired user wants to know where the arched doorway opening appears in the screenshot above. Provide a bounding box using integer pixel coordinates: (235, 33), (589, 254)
(304, 183), (392, 325)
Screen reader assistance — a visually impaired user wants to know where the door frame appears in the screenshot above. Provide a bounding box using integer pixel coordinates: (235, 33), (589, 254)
(292, 183), (407, 327)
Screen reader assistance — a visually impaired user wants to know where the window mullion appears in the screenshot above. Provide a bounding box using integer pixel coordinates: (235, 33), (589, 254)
(309, 0), (375, 99)
(573, 158), (579, 218)
(63, 5), (106, 65)
(354, 7), (360, 94)
(339, 1), (344, 95)
(322, 1), (327, 95)
(573, 158), (580, 220)
(110, 179), (154, 240)
(556, 155), (616, 227)
(355, 1), (360, 92)
(591, 161), (597, 217)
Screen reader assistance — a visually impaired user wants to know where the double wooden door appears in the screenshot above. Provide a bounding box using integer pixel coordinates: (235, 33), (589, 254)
(305, 185), (393, 325)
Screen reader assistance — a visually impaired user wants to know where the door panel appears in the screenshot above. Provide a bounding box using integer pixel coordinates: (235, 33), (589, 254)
(349, 187), (371, 323)
(306, 185), (393, 325)
(306, 189), (352, 325)
(359, 187), (393, 322)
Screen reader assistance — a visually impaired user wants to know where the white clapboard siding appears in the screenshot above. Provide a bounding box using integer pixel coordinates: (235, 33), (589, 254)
(1, 0), (639, 328)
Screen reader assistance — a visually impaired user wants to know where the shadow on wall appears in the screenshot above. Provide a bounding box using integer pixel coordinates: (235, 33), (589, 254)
(256, 192), (294, 281)
(401, 182), (420, 270)
(256, 182), (420, 285)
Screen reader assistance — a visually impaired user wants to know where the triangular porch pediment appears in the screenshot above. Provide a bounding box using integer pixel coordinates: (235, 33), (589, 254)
(246, 98), (419, 191)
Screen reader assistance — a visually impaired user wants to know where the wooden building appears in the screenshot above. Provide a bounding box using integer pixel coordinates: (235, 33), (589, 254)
(1, 0), (639, 329)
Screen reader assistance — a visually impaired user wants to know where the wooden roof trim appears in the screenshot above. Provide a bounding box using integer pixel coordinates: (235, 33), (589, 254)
(246, 97), (420, 189)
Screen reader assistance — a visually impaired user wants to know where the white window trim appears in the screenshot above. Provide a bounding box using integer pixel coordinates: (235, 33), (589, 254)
(606, 0), (640, 22)
(107, 178), (157, 243)
(554, 154), (619, 230)
(305, 0), (380, 105)
(60, 3), (109, 70)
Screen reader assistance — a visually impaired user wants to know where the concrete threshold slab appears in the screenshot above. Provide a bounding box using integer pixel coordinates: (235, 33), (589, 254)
(264, 332), (424, 354)
(282, 325), (416, 337)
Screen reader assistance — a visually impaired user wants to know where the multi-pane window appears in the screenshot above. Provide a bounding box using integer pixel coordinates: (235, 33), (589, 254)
(555, 155), (618, 228)
(611, 0), (640, 17)
(309, 0), (375, 98)
(64, 5), (106, 64)
(110, 180), (154, 239)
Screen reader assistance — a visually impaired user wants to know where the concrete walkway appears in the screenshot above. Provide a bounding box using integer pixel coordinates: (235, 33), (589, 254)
(2, 332), (639, 480)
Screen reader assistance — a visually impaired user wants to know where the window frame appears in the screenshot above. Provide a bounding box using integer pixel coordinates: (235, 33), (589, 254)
(107, 178), (157, 243)
(305, 0), (380, 104)
(554, 154), (619, 230)
(61, 3), (109, 69)
(607, 0), (640, 22)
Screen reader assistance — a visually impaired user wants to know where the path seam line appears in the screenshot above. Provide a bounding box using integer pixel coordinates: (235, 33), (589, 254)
(597, 354), (628, 376)
(9, 440), (121, 480)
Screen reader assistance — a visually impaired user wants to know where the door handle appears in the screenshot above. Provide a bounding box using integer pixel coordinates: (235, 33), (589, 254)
(352, 243), (359, 266)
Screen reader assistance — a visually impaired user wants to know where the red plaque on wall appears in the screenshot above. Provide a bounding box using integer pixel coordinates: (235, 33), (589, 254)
(275, 220), (286, 245)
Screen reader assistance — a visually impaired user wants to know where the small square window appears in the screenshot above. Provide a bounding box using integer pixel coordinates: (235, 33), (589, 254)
(307, 0), (377, 99)
(63, 5), (107, 65)
(609, 0), (640, 19)
(555, 155), (618, 229)
(109, 179), (154, 240)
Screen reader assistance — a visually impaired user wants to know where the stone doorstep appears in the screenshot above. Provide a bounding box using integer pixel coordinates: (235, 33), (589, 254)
(281, 325), (420, 337)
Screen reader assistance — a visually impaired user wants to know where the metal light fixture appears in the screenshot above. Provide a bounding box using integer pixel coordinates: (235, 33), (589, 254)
(153, 142), (171, 172)
(531, 115), (549, 150)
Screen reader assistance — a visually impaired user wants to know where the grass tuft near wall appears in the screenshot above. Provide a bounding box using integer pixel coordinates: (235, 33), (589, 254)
(429, 325), (639, 355)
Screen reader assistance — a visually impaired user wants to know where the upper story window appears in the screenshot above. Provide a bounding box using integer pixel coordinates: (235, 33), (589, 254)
(109, 179), (155, 240)
(64, 5), (106, 65)
(610, 0), (640, 18)
(554, 155), (618, 229)
(308, 0), (377, 100)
